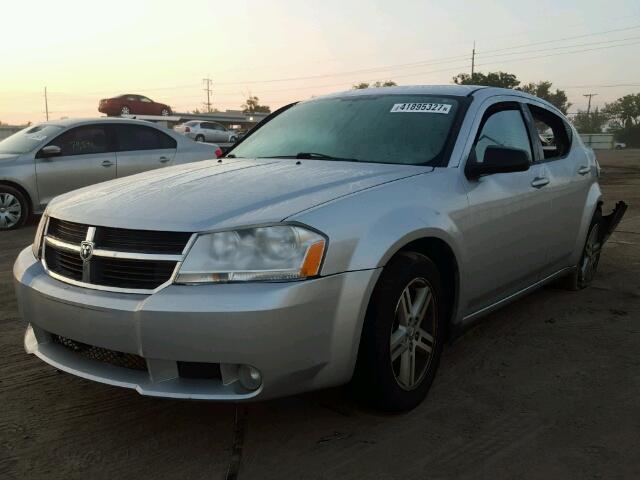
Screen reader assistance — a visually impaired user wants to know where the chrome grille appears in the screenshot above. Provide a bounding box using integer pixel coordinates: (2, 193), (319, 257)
(48, 218), (89, 243)
(42, 217), (193, 293)
(44, 246), (83, 281)
(95, 226), (191, 255)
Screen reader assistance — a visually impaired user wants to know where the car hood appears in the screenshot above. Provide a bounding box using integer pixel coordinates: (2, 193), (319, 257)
(48, 158), (431, 232)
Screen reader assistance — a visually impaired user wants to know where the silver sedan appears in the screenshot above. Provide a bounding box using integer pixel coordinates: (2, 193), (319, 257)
(0, 118), (221, 230)
(14, 85), (626, 411)
(174, 121), (238, 144)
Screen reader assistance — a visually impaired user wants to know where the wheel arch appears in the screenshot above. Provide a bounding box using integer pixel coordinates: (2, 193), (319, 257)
(384, 235), (460, 338)
(0, 179), (33, 217)
(570, 182), (603, 266)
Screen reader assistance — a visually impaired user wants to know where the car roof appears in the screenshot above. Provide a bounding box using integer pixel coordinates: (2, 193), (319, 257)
(34, 117), (167, 128)
(316, 84), (483, 99)
(309, 84), (561, 114)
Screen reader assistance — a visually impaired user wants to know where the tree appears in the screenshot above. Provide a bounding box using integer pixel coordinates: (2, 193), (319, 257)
(242, 96), (271, 114)
(518, 81), (571, 114)
(352, 80), (397, 89)
(572, 108), (608, 133)
(452, 71), (520, 89)
(603, 93), (640, 128)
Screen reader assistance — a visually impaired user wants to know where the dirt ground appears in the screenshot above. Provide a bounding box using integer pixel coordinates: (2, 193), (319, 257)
(1, 150), (638, 480)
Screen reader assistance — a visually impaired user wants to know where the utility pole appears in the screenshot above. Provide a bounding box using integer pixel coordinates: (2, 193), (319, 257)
(44, 87), (49, 121)
(471, 41), (476, 78)
(583, 93), (598, 116)
(203, 77), (213, 113)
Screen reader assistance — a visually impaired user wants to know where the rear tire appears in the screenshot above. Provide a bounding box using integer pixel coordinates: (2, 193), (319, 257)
(565, 209), (603, 290)
(0, 185), (29, 231)
(352, 251), (446, 412)
(120, 105), (131, 115)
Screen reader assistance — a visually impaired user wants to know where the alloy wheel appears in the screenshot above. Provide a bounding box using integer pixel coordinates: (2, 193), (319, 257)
(121, 106), (130, 115)
(581, 224), (601, 284)
(390, 277), (437, 390)
(0, 193), (22, 229)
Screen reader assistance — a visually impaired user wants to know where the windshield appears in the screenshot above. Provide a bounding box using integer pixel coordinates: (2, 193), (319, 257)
(230, 94), (462, 165)
(0, 124), (64, 155)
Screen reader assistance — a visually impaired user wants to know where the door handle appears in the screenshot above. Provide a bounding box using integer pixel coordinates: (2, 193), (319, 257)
(578, 165), (590, 175)
(101, 160), (114, 167)
(159, 156), (170, 163)
(531, 176), (550, 188)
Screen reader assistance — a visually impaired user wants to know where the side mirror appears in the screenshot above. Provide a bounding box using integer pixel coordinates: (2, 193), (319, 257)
(465, 146), (530, 180)
(39, 145), (62, 158)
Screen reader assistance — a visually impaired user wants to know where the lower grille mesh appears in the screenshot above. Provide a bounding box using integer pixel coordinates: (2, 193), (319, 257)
(52, 335), (147, 371)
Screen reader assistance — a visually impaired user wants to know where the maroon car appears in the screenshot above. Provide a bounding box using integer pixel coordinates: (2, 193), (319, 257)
(98, 94), (172, 117)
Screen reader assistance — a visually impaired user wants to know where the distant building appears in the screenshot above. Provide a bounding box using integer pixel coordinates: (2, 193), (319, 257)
(580, 133), (614, 150)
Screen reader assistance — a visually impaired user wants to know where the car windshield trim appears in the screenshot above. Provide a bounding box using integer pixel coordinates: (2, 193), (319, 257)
(0, 124), (65, 155)
(229, 94), (470, 167)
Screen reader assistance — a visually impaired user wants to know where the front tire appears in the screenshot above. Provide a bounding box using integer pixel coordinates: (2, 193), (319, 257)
(353, 251), (446, 411)
(195, 134), (205, 142)
(120, 105), (131, 115)
(0, 185), (28, 230)
(161, 108), (170, 116)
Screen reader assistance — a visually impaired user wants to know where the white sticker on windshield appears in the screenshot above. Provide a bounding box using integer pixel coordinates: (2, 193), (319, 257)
(27, 134), (47, 141)
(390, 103), (452, 114)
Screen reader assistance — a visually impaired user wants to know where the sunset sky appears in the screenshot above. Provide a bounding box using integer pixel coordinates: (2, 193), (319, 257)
(1, 0), (639, 125)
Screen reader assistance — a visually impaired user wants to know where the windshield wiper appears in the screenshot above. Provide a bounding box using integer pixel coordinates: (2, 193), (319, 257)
(256, 152), (363, 162)
(295, 152), (362, 162)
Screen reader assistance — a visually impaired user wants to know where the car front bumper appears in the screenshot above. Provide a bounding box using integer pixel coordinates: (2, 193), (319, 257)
(14, 247), (380, 400)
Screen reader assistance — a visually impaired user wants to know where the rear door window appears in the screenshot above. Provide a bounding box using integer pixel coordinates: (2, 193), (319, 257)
(526, 104), (572, 160)
(115, 125), (177, 151)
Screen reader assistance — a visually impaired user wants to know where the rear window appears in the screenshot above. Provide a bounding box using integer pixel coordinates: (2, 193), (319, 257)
(0, 124), (64, 154)
(231, 94), (462, 165)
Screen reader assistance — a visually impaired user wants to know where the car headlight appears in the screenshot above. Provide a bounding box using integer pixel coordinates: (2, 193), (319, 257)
(32, 213), (48, 260)
(175, 225), (326, 283)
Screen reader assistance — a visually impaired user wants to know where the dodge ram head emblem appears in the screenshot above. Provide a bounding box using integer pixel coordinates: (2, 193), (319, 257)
(79, 241), (95, 262)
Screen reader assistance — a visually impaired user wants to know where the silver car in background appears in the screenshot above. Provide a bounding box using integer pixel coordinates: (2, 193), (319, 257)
(14, 86), (626, 411)
(174, 121), (239, 144)
(0, 118), (221, 230)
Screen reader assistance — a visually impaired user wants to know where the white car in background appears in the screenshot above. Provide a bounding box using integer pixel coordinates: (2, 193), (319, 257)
(174, 121), (239, 144)
(0, 118), (222, 229)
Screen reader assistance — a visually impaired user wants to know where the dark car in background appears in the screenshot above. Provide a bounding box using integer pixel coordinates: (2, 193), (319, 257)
(99, 94), (172, 117)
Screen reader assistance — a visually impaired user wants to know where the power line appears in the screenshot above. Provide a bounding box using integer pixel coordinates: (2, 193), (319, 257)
(583, 93), (598, 115)
(476, 35), (640, 60)
(471, 41), (476, 77)
(474, 39), (640, 70)
(476, 24), (640, 54)
(44, 87), (49, 121)
(559, 83), (640, 89)
(203, 77), (213, 112)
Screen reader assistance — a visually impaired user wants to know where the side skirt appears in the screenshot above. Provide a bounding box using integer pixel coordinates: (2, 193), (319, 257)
(452, 267), (574, 337)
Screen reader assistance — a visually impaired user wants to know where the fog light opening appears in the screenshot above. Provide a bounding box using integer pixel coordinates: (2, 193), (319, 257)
(238, 364), (262, 391)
